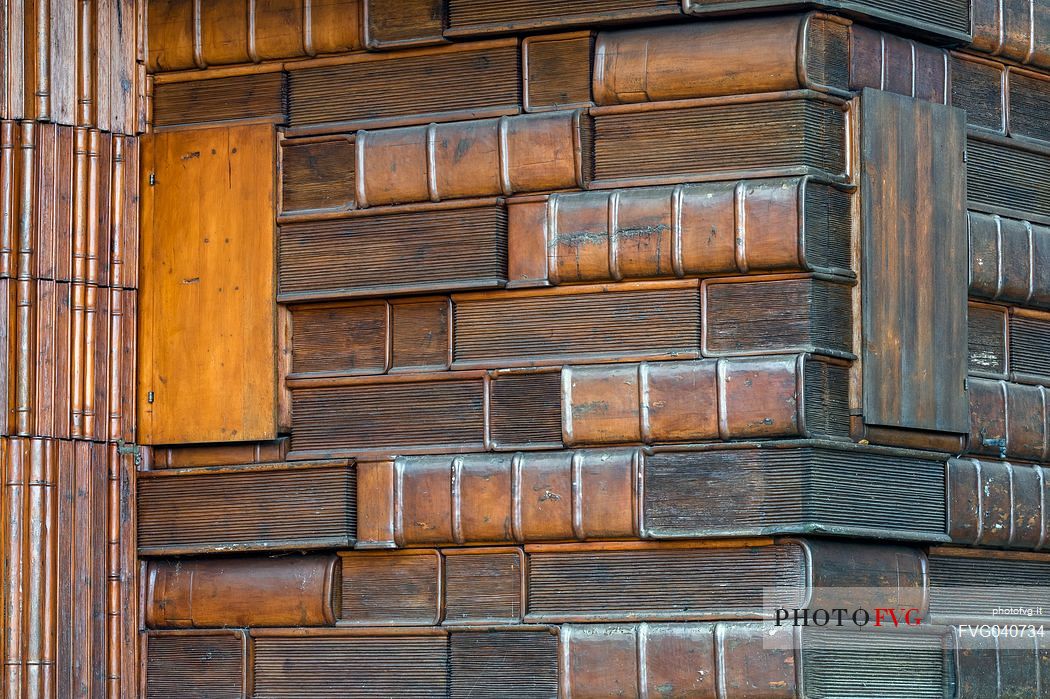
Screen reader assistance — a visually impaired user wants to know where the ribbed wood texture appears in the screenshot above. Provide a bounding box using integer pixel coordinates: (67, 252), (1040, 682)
(287, 43), (520, 129)
(137, 463), (355, 553)
(290, 379), (485, 454)
(145, 632), (244, 699)
(592, 98), (847, 184)
(339, 552), (441, 624)
(968, 304), (1008, 377)
(950, 55), (1004, 132)
(449, 631), (559, 698)
(525, 34), (593, 110)
(968, 136), (1050, 223)
(290, 302), (387, 376)
(252, 635), (449, 697)
(446, 0), (681, 34)
(525, 544), (806, 620)
(929, 551), (1050, 621)
(704, 278), (852, 357)
(643, 447), (947, 539)
(444, 552), (524, 623)
(280, 137), (356, 214)
(152, 73), (288, 127)
(453, 285), (700, 367)
(489, 372), (563, 448)
(1007, 71), (1050, 142)
(1010, 313), (1050, 381)
(279, 206), (507, 300)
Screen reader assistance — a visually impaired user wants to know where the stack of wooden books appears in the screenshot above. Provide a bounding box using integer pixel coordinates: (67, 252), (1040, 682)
(135, 1), (1050, 696)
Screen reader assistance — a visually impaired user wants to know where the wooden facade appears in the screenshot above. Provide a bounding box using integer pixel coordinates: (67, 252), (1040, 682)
(1, 0), (1047, 696)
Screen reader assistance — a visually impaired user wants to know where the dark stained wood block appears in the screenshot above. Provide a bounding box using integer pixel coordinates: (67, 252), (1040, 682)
(1009, 67), (1050, 144)
(286, 40), (520, 132)
(849, 24), (948, 103)
(860, 88), (968, 437)
(280, 136), (356, 215)
(593, 14), (851, 105)
(702, 276), (853, 358)
(339, 551), (441, 625)
(643, 444), (948, 541)
(278, 201), (507, 301)
(967, 378), (1050, 462)
(488, 370), (563, 449)
(390, 298), (451, 372)
(970, 0), (1050, 72)
(148, 438), (290, 469)
(152, 72), (288, 128)
(363, 0), (447, 49)
(954, 623), (1050, 699)
(1010, 309), (1050, 383)
(443, 549), (525, 624)
(145, 555), (338, 628)
(682, 0), (970, 43)
(523, 32), (594, 112)
(145, 630), (247, 699)
(968, 133), (1050, 225)
(507, 177), (853, 287)
(590, 95), (848, 188)
(929, 547), (1050, 623)
(948, 457), (1049, 550)
(968, 211), (1050, 309)
(967, 302), (1008, 378)
(449, 629), (558, 698)
(562, 356), (850, 446)
(251, 630), (448, 697)
(452, 281), (700, 369)
(136, 460), (355, 554)
(444, 0), (683, 36)
(950, 54), (1005, 133)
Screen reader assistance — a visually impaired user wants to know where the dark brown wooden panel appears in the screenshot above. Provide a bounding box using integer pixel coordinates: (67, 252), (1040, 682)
(290, 301), (387, 376)
(252, 631), (448, 697)
(452, 282), (700, 369)
(280, 136), (356, 214)
(1008, 68), (1050, 143)
(1010, 310), (1050, 383)
(146, 555), (337, 628)
(967, 303), (1008, 377)
(966, 378), (1050, 462)
(445, 0), (683, 36)
(590, 96), (848, 187)
(682, 0), (970, 43)
(860, 88), (968, 435)
(449, 630), (558, 698)
(968, 212), (1050, 309)
(848, 25), (948, 103)
(949, 54), (1005, 133)
(929, 548), (1050, 622)
(339, 551), (441, 625)
(488, 371), (563, 449)
(145, 631), (247, 699)
(948, 457), (1050, 550)
(523, 32), (594, 111)
(289, 375), (486, 456)
(968, 133), (1050, 224)
(702, 276), (853, 358)
(390, 298), (451, 372)
(443, 550), (524, 624)
(287, 41), (520, 131)
(152, 73), (288, 128)
(137, 461), (355, 554)
(278, 202), (507, 301)
(363, 0), (446, 49)
(970, 0), (1050, 72)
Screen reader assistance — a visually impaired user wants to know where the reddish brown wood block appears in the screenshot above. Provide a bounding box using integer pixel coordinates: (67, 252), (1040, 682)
(146, 555), (338, 628)
(967, 378), (1050, 462)
(443, 549), (525, 624)
(969, 211), (1050, 309)
(152, 73), (288, 128)
(523, 32), (594, 112)
(562, 356), (850, 446)
(970, 0), (1050, 71)
(145, 630), (248, 699)
(339, 550), (442, 625)
(363, 0), (446, 49)
(149, 439), (290, 469)
(948, 457), (1049, 550)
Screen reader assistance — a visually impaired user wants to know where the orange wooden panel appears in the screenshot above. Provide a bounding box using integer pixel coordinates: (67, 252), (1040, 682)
(138, 124), (277, 444)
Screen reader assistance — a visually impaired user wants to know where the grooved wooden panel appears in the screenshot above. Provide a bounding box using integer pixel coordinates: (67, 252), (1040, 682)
(287, 42), (521, 130)
(139, 125), (277, 444)
(1009, 70), (1050, 142)
(278, 205), (507, 301)
(339, 551), (441, 625)
(848, 25), (947, 102)
(929, 549), (1050, 622)
(1010, 312), (1050, 381)
(137, 463), (355, 554)
(444, 551), (523, 623)
(152, 73), (288, 128)
(390, 300), (451, 372)
(449, 631), (559, 698)
(967, 304), (1007, 376)
(703, 277), (852, 357)
(643, 447), (947, 539)
(524, 33), (593, 110)
(145, 632), (245, 699)
(446, 0), (682, 35)
(968, 136), (1050, 223)
(525, 544), (806, 620)
(591, 98), (847, 185)
(280, 137), (356, 214)
(949, 55), (1004, 132)
(488, 372), (563, 448)
(290, 302), (388, 376)
(252, 634), (448, 697)
(453, 284), (700, 368)
(364, 0), (446, 48)
(860, 88), (968, 434)
(290, 378), (485, 454)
